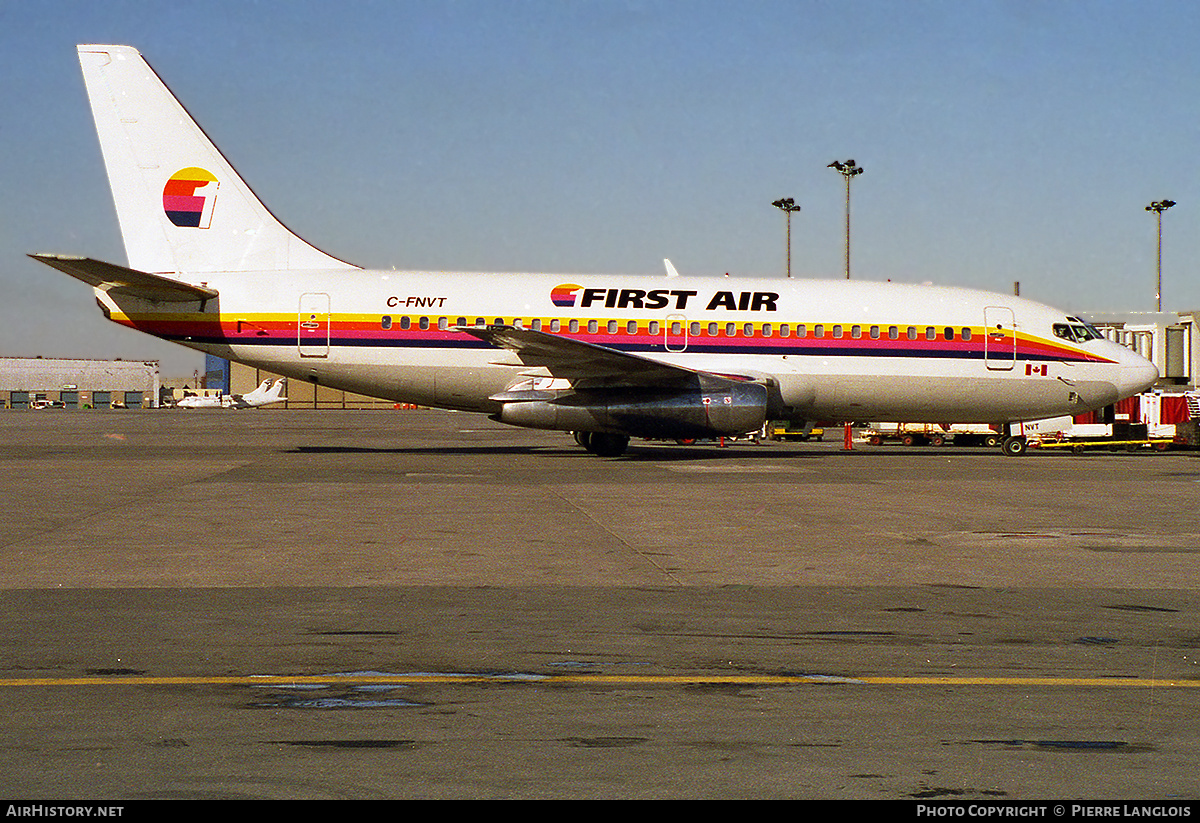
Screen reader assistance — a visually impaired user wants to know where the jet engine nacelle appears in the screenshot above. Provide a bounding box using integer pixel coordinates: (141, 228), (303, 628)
(497, 380), (768, 439)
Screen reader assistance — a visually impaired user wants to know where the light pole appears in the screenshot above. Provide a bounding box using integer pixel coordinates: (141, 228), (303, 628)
(828, 159), (863, 279)
(1145, 199), (1176, 311)
(771, 197), (801, 278)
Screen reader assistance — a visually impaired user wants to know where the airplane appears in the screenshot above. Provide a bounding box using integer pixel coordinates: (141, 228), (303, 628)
(176, 378), (287, 409)
(31, 45), (1159, 457)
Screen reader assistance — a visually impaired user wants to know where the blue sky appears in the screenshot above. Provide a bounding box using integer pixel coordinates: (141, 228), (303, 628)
(2, 0), (1197, 375)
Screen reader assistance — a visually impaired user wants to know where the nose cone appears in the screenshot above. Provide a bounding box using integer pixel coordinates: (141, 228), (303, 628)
(1115, 348), (1159, 399)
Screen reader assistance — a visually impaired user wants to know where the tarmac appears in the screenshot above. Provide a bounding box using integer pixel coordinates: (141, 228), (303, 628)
(0, 408), (1197, 800)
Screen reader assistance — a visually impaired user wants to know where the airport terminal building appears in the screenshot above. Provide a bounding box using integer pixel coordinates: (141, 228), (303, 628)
(0, 357), (160, 409)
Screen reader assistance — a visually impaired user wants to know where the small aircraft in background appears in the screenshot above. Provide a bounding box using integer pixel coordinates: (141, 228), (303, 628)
(176, 378), (286, 409)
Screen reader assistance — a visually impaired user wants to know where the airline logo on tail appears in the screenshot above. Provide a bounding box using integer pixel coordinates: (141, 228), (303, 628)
(162, 167), (219, 228)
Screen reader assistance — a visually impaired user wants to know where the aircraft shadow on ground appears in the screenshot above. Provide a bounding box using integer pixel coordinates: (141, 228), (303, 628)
(289, 443), (829, 461)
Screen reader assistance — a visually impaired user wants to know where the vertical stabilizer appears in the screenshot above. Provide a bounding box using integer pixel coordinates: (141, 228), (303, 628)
(77, 45), (358, 275)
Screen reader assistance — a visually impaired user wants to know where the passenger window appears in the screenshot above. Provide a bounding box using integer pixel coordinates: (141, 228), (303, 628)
(530, 318), (541, 331)
(870, 326), (880, 339)
(419, 317), (430, 330)
(907, 326), (917, 340)
(762, 324), (772, 337)
(607, 320), (617, 334)
(569, 319), (579, 333)
(551, 319), (561, 332)
(889, 326), (899, 340)
(944, 327), (954, 340)
(726, 323), (736, 336)
(708, 322), (718, 336)
(400, 316), (411, 330)
(925, 327), (936, 340)
(512, 318), (522, 329)
(381, 316), (392, 330)
(961, 327), (971, 340)
(649, 321), (660, 335)
(833, 325), (843, 338)
(587, 320), (598, 334)
(851, 325), (862, 339)
(475, 317), (485, 327)
(743, 323), (754, 337)
(814, 325), (824, 338)
(780, 324), (791, 338)
(456, 317), (467, 327)
(629, 320), (639, 334)
(438, 317), (448, 330)
(690, 322), (700, 336)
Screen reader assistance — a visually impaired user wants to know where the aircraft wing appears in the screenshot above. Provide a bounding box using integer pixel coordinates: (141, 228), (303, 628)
(30, 254), (219, 303)
(457, 325), (749, 387)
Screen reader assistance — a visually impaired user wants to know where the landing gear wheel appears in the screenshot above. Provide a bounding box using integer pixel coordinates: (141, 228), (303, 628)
(1001, 436), (1027, 456)
(588, 432), (629, 457)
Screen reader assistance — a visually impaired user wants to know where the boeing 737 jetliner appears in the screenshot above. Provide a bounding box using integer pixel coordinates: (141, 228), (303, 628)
(32, 45), (1158, 456)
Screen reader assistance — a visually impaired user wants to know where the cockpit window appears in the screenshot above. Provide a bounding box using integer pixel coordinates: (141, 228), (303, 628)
(1053, 322), (1102, 343)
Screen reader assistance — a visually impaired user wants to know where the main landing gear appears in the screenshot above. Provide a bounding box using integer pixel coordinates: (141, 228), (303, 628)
(573, 431), (630, 457)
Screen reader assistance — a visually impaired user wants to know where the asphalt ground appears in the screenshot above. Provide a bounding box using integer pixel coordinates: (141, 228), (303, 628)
(0, 409), (1197, 800)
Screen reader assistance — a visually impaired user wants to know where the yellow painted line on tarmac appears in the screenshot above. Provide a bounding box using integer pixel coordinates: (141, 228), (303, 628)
(0, 674), (1198, 688)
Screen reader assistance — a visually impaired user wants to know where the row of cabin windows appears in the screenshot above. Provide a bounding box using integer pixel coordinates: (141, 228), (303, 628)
(379, 316), (975, 341)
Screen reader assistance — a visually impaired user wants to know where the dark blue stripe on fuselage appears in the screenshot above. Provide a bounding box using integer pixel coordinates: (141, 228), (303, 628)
(155, 332), (1088, 363)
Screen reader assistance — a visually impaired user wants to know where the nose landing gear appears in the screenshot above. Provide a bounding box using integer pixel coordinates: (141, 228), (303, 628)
(1001, 435), (1027, 456)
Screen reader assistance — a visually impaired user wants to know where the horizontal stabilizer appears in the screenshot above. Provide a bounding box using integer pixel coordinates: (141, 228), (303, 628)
(29, 254), (219, 303)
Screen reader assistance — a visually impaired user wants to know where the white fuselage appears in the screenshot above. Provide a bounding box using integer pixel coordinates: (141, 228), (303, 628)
(103, 270), (1159, 426)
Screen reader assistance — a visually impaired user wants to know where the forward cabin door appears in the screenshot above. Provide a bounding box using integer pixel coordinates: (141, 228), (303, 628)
(298, 292), (330, 358)
(983, 306), (1016, 370)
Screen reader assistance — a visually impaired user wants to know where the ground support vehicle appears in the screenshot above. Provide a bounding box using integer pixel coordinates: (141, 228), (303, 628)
(768, 421), (824, 441)
(862, 422), (1000, 447)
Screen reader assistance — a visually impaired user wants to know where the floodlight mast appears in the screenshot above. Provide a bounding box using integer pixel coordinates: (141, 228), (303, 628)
(828, 160), (863, 279)
(1145, 199), (1176, 312)
(771, 197), (801, 278)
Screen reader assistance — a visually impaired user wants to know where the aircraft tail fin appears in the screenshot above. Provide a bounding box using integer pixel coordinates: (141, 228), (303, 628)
(238, 378), (287, 407)
(76, 45), (358, 275)
(264, 378), (287, 404)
